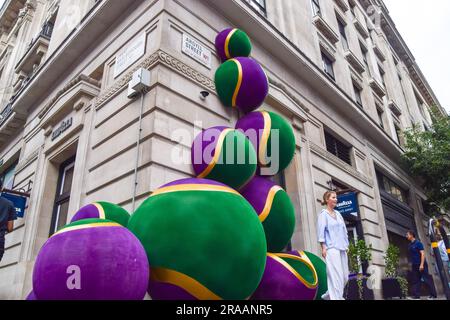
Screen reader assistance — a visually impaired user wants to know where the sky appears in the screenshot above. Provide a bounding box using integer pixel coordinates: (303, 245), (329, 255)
(383, 0), (450, 114)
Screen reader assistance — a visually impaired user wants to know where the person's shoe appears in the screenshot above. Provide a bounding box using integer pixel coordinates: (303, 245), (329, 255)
(406, 296), (421, 300)
(321, 292), (330, 300)
(427, 296), (437, 300)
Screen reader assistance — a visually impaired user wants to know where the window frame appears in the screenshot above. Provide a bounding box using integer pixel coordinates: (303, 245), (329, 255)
(324, 130), (353, 166)
(0, 161), (18, 190)
(353, 83), (363, 108)
(337, 16), (349, 51)
(49, 156), (76, 236)
(311, 0), (321, 16)
(321, 51), (335, 81)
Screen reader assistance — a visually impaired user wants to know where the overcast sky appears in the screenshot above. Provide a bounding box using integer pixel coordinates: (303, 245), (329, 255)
(383, 0), (450, 114)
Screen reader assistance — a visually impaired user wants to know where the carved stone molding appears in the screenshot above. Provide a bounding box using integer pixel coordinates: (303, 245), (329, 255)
(94, 50), (215, 108)
(313, 15), (339, 45)
(344, 50), (365, 74)
(39, 75), (101, 119)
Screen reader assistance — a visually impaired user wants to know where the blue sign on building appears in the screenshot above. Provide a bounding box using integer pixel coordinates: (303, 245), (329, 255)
(1, 193), (27, 218)
(336, 192), (359, 217)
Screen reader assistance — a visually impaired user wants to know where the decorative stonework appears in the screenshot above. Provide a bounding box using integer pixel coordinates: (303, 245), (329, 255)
(313, 15), (339, 45)
(334, 0), (349, 12)
(369, 77), (386, 98)
(353, 18), (369, 39)
(344, 50), (365, 74)
(39, 75), (101, 119)
(309, 141), (372, 186)
(268, 77), (310, 113)
(94, 50), (215, 108)
(372, 44), (386, 62)
(388, 100), (402, 117)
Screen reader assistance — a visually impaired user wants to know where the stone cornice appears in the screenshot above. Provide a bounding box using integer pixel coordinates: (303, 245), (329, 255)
(39, 75), (101, 119)
(344, 49), (365, 74)
(334, 0), (349, 12)
(94, 50), (215, 108)
(313, 15), (339, 45)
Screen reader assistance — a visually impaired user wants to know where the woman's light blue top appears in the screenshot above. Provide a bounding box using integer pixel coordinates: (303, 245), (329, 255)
(317, 209), (349, 251)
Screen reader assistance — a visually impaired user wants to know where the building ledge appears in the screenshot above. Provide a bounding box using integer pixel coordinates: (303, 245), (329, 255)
(388, 100), (402, 117)
(353, 18), (369, 39)
(369, 78), (386, 98)
(313, 14), (339, 45)
(334, 0), (349, 12)
(0, 104), (25, 144)
(344, 49), (365, 74)
(372, 44), (386, 62)
(0, 0), (138, 148)
(0, 0), (26, 32)
(15, 31), (50, 75)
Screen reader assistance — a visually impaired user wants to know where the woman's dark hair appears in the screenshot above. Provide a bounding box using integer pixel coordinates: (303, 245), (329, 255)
(407, 230), (416, 238)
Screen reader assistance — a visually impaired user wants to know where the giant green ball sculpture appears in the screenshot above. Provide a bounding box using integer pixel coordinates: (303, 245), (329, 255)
(127, 178), (267, 300)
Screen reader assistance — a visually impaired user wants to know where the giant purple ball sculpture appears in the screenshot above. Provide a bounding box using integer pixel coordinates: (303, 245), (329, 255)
(32, 218), (149, 300)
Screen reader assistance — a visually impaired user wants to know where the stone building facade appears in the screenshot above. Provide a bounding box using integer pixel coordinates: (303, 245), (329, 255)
(0, 0), (447, 299)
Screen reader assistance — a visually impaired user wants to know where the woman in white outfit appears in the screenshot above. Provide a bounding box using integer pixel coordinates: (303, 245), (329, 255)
(317, 191), (349, 300)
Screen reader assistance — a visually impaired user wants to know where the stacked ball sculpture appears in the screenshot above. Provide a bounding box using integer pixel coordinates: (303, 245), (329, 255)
(236, 110), (296, 175)
(240, 176), (295, 252)
(70, 201), (130, 227)
(215, 58), (269, 113)
(191, 126), (257, 190)
(251, 252), (318, 300)
(288, 250), (328, 300)
(32, 218), (149, 300)
(28, 27), (327, 301)
(128, 178), (267, 300)
(215, 28), (252, 62)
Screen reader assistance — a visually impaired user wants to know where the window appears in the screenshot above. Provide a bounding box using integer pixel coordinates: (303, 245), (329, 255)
(311, 0), (321, 16)
(394, 122), (403, 146)
(0, 162), (17, 190)
(377, 107), (384, 129)
(415, 93), (426, 118)
(360, 42), (371, 76)
(377, 172), (408, 203)
(50, 157), (75, 235)
(248, 0), (266, 15)
(337, 18), (348, 51)
(349, 2), (356, 17)
(324, 131), (352, 165)
(321, 52), (335, 80)
(378, 64), (386, 87)
(353, 84), (363, 108)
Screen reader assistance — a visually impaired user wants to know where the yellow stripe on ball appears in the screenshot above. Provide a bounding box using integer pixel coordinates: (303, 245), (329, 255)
(268, 253), (319, 289)
(150, 184), (241, 198)
(151, 267), (223, 300)
(93, 202), (106, 219)
(259, 186), (283, 223)
(231, 59), (243, 108)
(52, 222), (121, 237)
(224, 29), (238, 60)
(259, 111), (272, 166)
